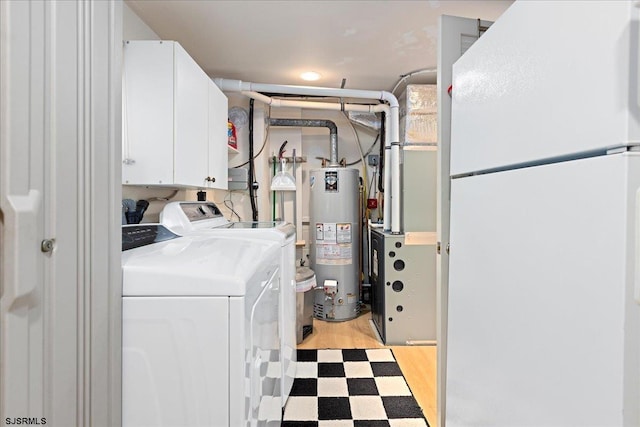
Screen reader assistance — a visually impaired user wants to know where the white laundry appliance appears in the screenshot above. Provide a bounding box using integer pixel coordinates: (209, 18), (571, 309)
(446, 2), (640, 426)
(122, 224), (282, 427)
(160, 201), (297, 407)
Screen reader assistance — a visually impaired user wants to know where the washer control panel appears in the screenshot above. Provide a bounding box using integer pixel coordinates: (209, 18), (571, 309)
(181, 203), (223, 222)
(122, 224), (180, 251)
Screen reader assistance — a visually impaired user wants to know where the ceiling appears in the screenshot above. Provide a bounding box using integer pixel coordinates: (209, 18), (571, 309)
(126, 0), (514, 94)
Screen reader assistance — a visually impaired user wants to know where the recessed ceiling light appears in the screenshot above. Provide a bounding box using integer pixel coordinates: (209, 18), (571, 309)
(300, 71), (321, 81)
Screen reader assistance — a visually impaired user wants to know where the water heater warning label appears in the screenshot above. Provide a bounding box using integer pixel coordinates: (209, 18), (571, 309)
(324, 171), (338, 192)
(316, 223), (336, 242)
(336, 223), (351, 243)
(316, 222), (352, 264)
(316, 223), (351, 243)
(316, 244), (352, 265)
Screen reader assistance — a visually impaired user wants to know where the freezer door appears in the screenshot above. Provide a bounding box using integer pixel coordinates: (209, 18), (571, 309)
(447, 153), (640, 426)
(450, 1), (638, 176)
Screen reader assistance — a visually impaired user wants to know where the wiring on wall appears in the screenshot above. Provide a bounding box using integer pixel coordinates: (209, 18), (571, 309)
(248, 99), (258, 220)
(145, 189), (179, 202)
(341, 111), (367, 169)
(345, 134), (379, 166)
(224, 191), (242, 222)
(229, 102), (272, 221)
(231, 105), (271, 169)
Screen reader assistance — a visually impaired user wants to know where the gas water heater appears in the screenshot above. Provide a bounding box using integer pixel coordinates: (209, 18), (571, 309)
(310, 167), (360, 321)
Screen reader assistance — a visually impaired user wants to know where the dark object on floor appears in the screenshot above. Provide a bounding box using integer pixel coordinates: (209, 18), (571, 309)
(283, 348), (429, 426)
(302, 324), (313, 340)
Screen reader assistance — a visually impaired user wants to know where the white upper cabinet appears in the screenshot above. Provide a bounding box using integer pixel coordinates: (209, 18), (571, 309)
(208, 80), (228, 189)
(174, 43), (209, 187)
(122, 40), (228, 189)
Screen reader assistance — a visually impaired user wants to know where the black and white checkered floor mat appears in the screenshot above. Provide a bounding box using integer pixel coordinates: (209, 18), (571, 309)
(282, 349), (429, 427)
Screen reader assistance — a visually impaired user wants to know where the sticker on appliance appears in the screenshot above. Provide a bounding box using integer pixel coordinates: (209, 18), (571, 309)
(316, 223), (324, 241)
(336, 223), (351, 244)
(320, 223), (336, 243)
(316, 244), (352, 265)
(324, 171), (338, 192)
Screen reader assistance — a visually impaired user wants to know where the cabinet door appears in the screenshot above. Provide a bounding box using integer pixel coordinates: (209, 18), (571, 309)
(208, 80), (228, 189)
(174, 43), (209, 187)
(122, 41), (174, 185)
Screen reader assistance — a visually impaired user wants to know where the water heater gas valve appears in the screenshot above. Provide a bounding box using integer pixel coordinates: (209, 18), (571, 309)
(323, 280), (338, 295)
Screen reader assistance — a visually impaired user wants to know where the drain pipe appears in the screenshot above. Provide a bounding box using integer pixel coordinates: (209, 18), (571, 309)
(215, 78), (400, 234)
(269, 118), (339, 167)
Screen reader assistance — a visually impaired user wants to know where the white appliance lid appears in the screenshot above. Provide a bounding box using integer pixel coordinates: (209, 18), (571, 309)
(161, 201), (295, 238)
(122, 233), (280, 296)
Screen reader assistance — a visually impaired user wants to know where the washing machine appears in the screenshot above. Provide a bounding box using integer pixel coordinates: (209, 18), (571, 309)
(122, 224), (282, 427)
(160, 201), (297, 407)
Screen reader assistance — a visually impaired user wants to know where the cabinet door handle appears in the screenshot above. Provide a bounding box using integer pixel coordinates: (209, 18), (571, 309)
(205, 176), (216, 183)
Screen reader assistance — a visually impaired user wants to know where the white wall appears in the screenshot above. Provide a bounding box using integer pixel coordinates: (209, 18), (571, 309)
(123, 3), (160, 40)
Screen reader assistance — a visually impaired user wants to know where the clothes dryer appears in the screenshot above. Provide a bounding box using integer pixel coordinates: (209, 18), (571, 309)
(122, 224), (282, 427)
(160, 201), (297, 406)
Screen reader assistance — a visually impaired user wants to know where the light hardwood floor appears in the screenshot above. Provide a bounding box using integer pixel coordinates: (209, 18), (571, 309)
(297, 310), (438, 424)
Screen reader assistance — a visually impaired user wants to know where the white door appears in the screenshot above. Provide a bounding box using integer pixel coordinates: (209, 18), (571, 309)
(0, 1), (122, 425)
(447, 153), (640, 426)
(436, 15), (492, 427)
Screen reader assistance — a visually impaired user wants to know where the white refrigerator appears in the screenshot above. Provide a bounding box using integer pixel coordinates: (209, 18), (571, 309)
(446, 1), (640, 426)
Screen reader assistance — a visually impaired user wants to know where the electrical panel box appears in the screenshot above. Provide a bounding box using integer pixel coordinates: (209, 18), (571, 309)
(227, 167), (249, 190)
(370, 229), (436, 345)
